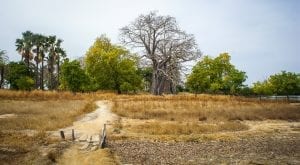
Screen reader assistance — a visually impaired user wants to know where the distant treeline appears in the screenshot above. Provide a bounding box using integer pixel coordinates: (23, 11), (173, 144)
(0, 12), (299, 96)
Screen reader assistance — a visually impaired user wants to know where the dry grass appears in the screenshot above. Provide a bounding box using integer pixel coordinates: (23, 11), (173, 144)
(58, 147), (119, 165)
(0, 91), (299, 162)
(128, 121), (249, 135)
(0, 100), (96, 131)
(0, 98), (97, 164)
(0, 89), (117, 101)
(112, 96), (300, 122)
(111, 94), (299, 139)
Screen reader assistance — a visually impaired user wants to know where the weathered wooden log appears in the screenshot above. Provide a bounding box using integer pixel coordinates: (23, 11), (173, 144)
(60, 130), (65, 140)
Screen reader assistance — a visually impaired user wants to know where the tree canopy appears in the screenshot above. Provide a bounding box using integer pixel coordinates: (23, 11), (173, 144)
(15, 31), (66, 90)
(59, 60), (89, 92)
(85, 36), (142, 93)
(186, 53), (247, 94)
(6, 61), (34, 90)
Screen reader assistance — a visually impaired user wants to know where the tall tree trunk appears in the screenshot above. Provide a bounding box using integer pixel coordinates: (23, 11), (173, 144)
(57, 55), (60, 89)
(48, 57), (54, 90)
(35, 47), (39, 89)
(35, 61), (39, 89)
(25, 50), (30, 68)
(157, 75), (166, 95)
(0, 65), (4, 88)
(40, 57), (44, 90)
(151, 62), (159, 95)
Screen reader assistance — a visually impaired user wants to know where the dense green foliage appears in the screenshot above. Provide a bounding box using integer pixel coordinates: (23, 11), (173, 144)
(186, 53), (247, 94)
(6, 62), (34, 90)
(253, 71), (300, 96)
(253, 81), (273, 96)
(59, 60), (89, 92)
(269, 71), (300, 95)
(85, 36), (142, 93)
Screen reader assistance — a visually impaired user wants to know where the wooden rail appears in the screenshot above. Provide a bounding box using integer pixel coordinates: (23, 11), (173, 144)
(59, 124), (107, 149)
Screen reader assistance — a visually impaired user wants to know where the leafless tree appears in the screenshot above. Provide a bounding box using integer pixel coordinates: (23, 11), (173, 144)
(120, 11), (201, 95)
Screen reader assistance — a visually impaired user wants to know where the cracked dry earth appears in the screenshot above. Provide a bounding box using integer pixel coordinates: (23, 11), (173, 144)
(108, 121), (300, 164)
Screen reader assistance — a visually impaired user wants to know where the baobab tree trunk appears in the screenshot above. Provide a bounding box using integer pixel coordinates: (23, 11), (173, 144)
(151, 63), (160, 95)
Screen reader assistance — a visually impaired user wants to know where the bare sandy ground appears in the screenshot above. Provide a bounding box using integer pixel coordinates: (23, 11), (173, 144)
(0, 113), (17, 119)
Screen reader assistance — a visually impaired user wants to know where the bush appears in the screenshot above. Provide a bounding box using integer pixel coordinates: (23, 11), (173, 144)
(16, 76), (34, 90)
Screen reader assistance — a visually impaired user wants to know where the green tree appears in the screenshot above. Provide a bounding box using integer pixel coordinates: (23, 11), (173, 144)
(85, 36), (142, 94)
(16, 76), (34, 90)
(186, 53), (247, 94)
(0, 50), (9, 88)
(269, 71), (300, 96)
(253, 80), (273, 99)
(6, 62), (34, 90)
(186, 56), (211, 93)
(60, 60), (89, 92)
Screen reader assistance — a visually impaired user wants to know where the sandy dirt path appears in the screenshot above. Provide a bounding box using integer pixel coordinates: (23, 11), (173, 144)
(55, 100), (119, 164)
(51, 100), (117, 139)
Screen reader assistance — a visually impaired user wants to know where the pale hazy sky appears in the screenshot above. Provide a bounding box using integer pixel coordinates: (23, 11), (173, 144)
(0, 0), (299, 85)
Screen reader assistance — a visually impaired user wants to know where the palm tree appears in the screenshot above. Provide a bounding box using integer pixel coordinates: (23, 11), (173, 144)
(32, 34), (45, 89)
(47, 36), (56, 90)
(0, 50), (9, 88)
(47, 36), (66, 90)
(55, 40), (66, 89)
(39, 37), (49, 90)
(16, 31), (34, 67)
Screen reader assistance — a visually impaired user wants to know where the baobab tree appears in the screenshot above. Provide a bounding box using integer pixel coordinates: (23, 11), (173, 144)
(120, 12), (201, 95)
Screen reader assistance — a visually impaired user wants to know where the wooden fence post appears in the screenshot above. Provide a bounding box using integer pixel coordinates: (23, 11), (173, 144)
(72, 129), (75, 141)
(60, 130), (65, 140)
(100, 124), (107, 148)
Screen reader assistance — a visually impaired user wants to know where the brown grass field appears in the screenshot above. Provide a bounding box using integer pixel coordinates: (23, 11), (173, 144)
(0, 90), (98, 164)
(0, 90), (300, 164)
